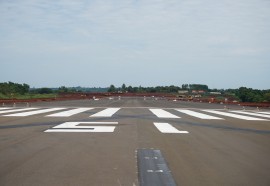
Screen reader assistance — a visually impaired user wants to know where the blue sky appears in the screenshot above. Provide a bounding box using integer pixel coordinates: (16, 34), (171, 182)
(0, 0), (270, 89)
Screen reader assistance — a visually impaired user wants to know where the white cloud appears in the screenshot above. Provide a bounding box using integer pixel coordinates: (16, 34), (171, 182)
(0, 0), (270, 88)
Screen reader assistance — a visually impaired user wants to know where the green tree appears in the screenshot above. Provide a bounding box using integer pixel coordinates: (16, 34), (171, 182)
(127, 86), (133, 92)
(264, 93), (270, 101)
(58, 86), (68, 93)
(182, 84), (189, 90)
(121, 84), (126, 92)
(37, 88), (53, 94)
(189, 84), (208, 91)
(108, 85), (116, 92)
(0, 82), (29, 95)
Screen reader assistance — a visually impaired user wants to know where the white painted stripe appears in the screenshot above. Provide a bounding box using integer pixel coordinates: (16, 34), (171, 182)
(153, 123), (188, 133)
(4, 108), (66, 116)
(45, 127), (115, 133)
(46, 108), (93, 117)
(258, 112), (270, 115)
(0, 108), (12, 110)
(0, 108), (38, 114)
(53, 122), (118, 128)
(203, 110), (267, 121)
(231, 111), (270, 119)
(149, 109), (180, 118)
(176, 109), (223, 120)
(45, 121), (117, 132)
(90, 108), (120, 117)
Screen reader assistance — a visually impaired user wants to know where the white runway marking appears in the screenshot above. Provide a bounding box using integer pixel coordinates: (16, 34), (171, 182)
(176, 109), (223, 120)
(149, 109), (180, 118)
(90, 108), (120, 117)
(0, 108), (37, 114)
(153, 122), (188, 133)
(45, 128), (115, 133)
(44, 122), (118, 132)
(258, 112), (270, 115)
(4, 108), (66, 117)
(46, 108), (93, 117)
(203, 110), (268, 121)
(53, 122), (118, 128)
(231, 111), (270, 119)
(0, 108), (13, 110)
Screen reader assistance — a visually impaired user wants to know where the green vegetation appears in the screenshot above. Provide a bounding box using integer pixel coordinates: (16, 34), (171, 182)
(108, 84), (270, 102)
(108, 84), (209, 93)
(0, 82), (57, 99)
(0, 82), (29, 96)
(235, 87), (270, 102)
(0, 82), (108, 99)
(0, 93), (57, 100)
(0, 82), (269, 102)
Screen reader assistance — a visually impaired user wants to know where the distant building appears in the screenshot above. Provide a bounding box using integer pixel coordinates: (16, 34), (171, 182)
(178, 90), (189, 94)
(192, 90), (205, 94)
(210, 92), (221, 95)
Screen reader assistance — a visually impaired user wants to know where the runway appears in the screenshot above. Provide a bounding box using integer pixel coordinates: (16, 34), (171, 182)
(0, 97), (270, 185)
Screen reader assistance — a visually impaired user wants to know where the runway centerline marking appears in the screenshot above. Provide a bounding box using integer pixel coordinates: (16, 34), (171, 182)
(150, 109), (180, 118)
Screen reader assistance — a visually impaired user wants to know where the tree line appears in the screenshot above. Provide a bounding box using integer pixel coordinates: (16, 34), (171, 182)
(235, 87), (270, 102)
(1, 82), (269, 102)
(108, 84), (209, 93)
(108, 84), (270, 102)
(0, 82), (30, 95)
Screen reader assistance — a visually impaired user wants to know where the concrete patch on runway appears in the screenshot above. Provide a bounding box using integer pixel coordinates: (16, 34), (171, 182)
(137, 149), (177, 186)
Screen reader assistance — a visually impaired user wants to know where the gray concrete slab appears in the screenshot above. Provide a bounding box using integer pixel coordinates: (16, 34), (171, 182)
(137, 149), (176, 186)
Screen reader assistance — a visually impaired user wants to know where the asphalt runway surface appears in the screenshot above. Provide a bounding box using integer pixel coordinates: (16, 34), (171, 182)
(0, 97), (270, 186)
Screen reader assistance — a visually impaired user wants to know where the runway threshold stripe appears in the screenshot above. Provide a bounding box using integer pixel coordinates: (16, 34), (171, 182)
(258, 112), (270, 115)
(154, 123), (188, 133)
(0, 108), (37, 114)
(0, 108), (13, 110)
(4, 108), (66, 116)
(46, 108), (93, 117)
(231, 111), (270, 119)
(150, 109), (180, 118)
(203, 110), (267, 121)
(90, 108), (120, 117)
(176, 109), (223, 119)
